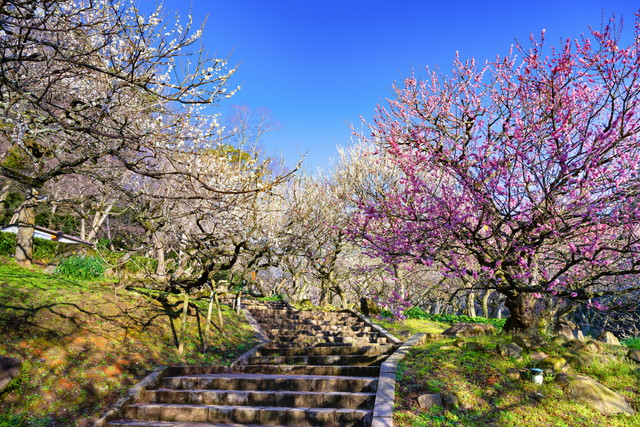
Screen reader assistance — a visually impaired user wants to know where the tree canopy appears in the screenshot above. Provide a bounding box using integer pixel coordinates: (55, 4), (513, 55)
(350, 16), (640, 332)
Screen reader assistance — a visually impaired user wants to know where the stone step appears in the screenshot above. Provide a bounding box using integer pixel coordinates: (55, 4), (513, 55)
(162, 373), (378, 393)
(263, 341), (379, 349)
(263, 338), (387, 349)
(247, 308), (292, 313)
(139, 389), (376, 409)
(124, 403), (371, 426)
(257, 344), (396, 357)
(255, 319), (363, 328)
(268, 331), (380, 339)
(251, 312), (358, 319)
(108, 421), (282, 426)
(168, 364), (380, 377)
(269, 335), (387, 345)
(265, 324), (372, 333)
(251, 318), (361, 326)
(250, 310), (355, 317)
(245, 354), (388, 366)
(234, 365), (380, 377)
(265, 327), (372, 336)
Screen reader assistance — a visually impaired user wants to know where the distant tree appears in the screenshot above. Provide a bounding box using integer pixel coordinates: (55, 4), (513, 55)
(352, 16), (640, 332)
(0, 0), (238, 266)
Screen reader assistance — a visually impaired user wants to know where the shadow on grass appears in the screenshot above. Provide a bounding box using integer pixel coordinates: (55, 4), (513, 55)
(0, 280), (258, 426)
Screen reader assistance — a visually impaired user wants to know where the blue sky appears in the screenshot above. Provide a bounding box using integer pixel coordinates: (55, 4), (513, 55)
(159, 0), (638, 173)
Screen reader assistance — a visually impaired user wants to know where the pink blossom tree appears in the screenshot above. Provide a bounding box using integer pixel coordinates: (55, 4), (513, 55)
(352, 15), (640, 332)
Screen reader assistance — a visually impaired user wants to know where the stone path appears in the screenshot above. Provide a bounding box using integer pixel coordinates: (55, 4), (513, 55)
(106, 300), (399, 426)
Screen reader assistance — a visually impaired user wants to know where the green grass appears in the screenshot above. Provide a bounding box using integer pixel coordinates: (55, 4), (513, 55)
(622, 337), (640, 349)
(375, 317), (449, 337)
(392, 332), (640, 427)
(0, 260), (258, 426)
(53, 255), (106, 279)
(404, 307), (507, 329)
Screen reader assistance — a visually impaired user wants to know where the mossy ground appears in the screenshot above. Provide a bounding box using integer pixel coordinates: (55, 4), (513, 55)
(381, 318), (640, 426)
(0, 260), (258, 426)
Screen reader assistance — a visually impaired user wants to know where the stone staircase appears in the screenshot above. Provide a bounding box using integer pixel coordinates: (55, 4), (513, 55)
(105, 300), (398, 426)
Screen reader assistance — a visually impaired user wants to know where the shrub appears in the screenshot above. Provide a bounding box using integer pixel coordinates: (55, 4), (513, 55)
(0, 231), (16, 256)
(33, 238), (58, 262)
(54, 255), (106, 280)
(259, 294), (286, 302)
(622, 337), (640, 349)
(404, 306), (506, 329)
(125, 255), (158, 273)
(0, 231), (80, 263)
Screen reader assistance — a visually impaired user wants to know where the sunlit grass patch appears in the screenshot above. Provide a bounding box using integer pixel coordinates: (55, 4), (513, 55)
(0, 260), (258, 425)
(622, 337), (640, 349)
(375, 317), (448, 337)
(394, 333), (640, 426)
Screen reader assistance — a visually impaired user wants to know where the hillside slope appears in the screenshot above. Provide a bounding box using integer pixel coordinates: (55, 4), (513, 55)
(0, 261), (258, 426)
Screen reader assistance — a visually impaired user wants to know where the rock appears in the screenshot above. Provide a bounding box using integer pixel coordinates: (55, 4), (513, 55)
(596, 331), (621, 346)
(398, 330), (412, 339)
(441, 323), (496, 338)
(563, 349), (598, 366)
(506, 368), (522, 381)
(627, 350), (640, 363)
(529, 351), (548, 361)
(359, 297), (381, 317)
(43, 265), (57, 274)
(0, 356), (21, 393)
(438, 345), (459, 351)
(558, 374), (635, 416)
(465, 342), (486, 352)
(575, 330), (585, 341)
(585, 340), (603, 353)
(496, 343), (523, 359)
(453, 339), (466, 348)
(539, 356), (568, 373)
(554, 319), (579, 341)
(565, 340), (602, 354)
(423, 333), (440, 341)
(418, 393), (443, 410)
(511, 334), (545, 350)
(551, 334), (569, 346)
(442, 393), (460, 409)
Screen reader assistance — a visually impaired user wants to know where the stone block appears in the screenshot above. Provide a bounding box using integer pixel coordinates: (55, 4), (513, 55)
(260, 407), (286, 425)
(418, 393), (443, 409)
(0, 356), (21, 393)
(307, 408), (335, 426)
(232, 406), (260, 424)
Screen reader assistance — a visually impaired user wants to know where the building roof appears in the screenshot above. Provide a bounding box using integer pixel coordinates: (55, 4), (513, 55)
(0, 224), (94, 246)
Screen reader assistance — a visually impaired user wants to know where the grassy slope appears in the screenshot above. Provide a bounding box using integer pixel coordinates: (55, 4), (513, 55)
(379, 318), (640, 426)
(0, 261), (258, 426)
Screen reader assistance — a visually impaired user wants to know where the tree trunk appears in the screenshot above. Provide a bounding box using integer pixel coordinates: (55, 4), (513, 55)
(80, 217), (86, 241)
(153, 233), (166, 278)
(204, 289), (215, 352)
(215, 291), (224, 332)
(495, 302), (503, 319)
(86, 202), (113, 243)
(178, 291), (190, 355)
(15, 191), (38, 268)
(482, 289), (492, 318)
(0, 182), (11, 219)
(333, 285), (348, 309)
(431, 301), (441, 315)
(466, 292), (476, 317)
(503, 291), (539, 333)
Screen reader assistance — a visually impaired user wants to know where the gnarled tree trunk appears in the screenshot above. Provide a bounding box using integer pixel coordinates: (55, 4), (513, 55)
(15, 190), (38, 268)
(502, 291), (539, 333)
(482, 289), (492, 318)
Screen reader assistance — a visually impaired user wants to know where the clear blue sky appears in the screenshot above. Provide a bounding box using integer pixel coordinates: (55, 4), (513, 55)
(158, 0), (638, 173)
